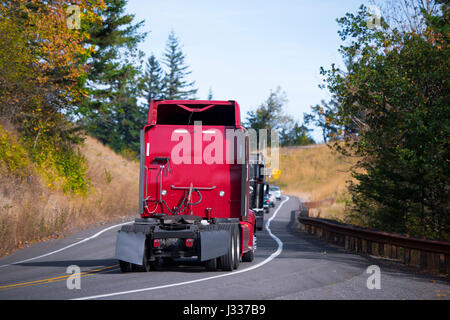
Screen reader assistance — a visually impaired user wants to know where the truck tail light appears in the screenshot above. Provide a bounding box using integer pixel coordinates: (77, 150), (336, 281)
(153, 239), (161, 248)
(186, 239), (194, 247)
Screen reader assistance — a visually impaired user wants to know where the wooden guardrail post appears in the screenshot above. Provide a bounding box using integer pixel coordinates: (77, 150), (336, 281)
(420, 251), (427, 269)
(446, 255), (450, 274)
(379, 242), (384, 257)
(385, 243), (390, 257)
(357, 238), (362, 253)
(362, 239), (367, 253)
(404, 248), (411, 265)
(391, 245), (397, 259)
(428, 252), (440, 273)
(367, 240), (372, 255)
(325, 230), (331, 243)
(439, 254), (449, 274)
(410, 249), (420, 267)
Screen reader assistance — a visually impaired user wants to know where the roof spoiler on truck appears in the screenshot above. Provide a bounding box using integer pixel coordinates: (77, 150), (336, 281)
(148, 100), (242, 128)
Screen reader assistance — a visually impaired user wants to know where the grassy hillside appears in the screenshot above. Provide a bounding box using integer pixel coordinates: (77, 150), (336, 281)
(272, 144), (358, 221)
(0, 129), (139, 257)
(0, 130), (358, 256)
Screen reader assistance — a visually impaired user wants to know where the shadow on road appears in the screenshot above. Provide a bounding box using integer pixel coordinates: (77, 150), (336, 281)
(279, 205), (450, 285)
(17, 257), (223, 274)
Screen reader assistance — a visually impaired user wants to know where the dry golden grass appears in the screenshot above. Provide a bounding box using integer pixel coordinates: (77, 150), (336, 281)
(308, 203), (348, 221)
(0, 137), (357, 256)
(0, 135), (139, 257)
(272, 144), (358, 221)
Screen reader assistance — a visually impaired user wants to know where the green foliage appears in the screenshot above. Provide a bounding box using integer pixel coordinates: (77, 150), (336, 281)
(104, 168), (113, 184)
(142, 31), (198, 103)
(307, 4), (449, 240)
(207, 88), (214, 100)
(0, 0), (105, 196)
(245, 87), (288, 132)
(161, 31), (198, 99)
(81, 0), (147, 155)
(0, 125), (30, 176)
(0, 122), (89, 196)
(279, 120), (315, 147)
(119, 147), (138, 161)
(144, 53), (165, 104)
(21, 117), (90, 196)
(245, 87), (315, 147)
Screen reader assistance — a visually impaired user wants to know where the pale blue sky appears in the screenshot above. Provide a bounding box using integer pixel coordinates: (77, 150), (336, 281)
(126, 0), (370, 142)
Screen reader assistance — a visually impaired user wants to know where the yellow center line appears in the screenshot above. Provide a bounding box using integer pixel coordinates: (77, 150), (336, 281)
(0, 264), (119, 290)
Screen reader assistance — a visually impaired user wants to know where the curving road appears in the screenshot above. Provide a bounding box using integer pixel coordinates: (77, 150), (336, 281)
(0, 196), (449, 300)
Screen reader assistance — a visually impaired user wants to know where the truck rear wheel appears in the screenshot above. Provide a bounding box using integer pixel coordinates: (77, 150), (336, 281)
(219, 230), (234, 271)
(204, 257), (218, 271)
(233, 226), (240, 270)
(119, 260), (132, 273)
(134, 245), (152, 272)
(242, 234), (255, 262)
(242, 250), (254, 262)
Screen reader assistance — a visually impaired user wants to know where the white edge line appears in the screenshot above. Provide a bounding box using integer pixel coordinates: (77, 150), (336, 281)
(0, 221), (132, 268)
(72, 196), (290, 300)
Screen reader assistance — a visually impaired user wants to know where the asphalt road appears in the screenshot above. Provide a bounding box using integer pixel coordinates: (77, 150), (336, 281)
(0, 196), (449, 300)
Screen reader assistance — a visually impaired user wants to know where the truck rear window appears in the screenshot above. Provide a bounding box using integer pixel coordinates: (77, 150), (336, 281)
(156, 104), (236, 126)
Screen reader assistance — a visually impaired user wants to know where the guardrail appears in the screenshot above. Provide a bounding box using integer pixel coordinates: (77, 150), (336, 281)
(298, 203), (450, 275)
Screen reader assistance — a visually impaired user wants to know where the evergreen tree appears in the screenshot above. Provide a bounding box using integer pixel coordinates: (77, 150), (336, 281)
(308, 4), (449, 239)
(245, 88), (314, 147)
(143, 53), (164, 105)
(279, 118), (315, 146)
(161, 31), (198, 99)
(81, 0), (147, 154)
(207, 87), (214, 100)
(245, 87), (286, 132)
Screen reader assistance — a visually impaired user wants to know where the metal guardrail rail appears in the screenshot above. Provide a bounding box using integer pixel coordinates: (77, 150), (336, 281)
(298, 202), (450, 274)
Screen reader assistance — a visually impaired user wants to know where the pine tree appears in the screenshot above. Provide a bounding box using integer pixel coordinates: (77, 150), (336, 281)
(245, 88), (314, 147)
(244, 87), (287, 132)
(308, 4), (449, 239)
(279, 118), (315, 146)
(81, 0), (147, 154)
(161, 31), (198, 99)
(144, 53), (164, 105)
(207, 87), (214, 100)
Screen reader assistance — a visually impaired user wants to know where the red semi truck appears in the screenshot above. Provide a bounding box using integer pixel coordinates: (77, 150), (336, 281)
(115, 100), (256, 272)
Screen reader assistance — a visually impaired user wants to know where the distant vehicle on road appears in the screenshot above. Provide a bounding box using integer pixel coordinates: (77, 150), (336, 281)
(269, 185), (282, 200)
(249, 153), (266, 231)
(268, 193), (276, 207)
(263, 194), (270, 213)
(254, 208), (264, 231)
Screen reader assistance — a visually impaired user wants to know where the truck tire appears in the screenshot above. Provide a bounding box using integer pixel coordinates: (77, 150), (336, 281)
(242, 234), (255, 262)
(204, 257), (218, 271)
(219, 229), (234, 271)
(135, 245), (151, 272)
(242, 250), (254, 262)
(233, 225), (240, 270)
(256, 219), (263, 231)
(119, 260), (132, 273)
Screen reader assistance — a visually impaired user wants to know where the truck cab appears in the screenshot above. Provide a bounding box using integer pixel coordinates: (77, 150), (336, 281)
(115, 100), (257, 272)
